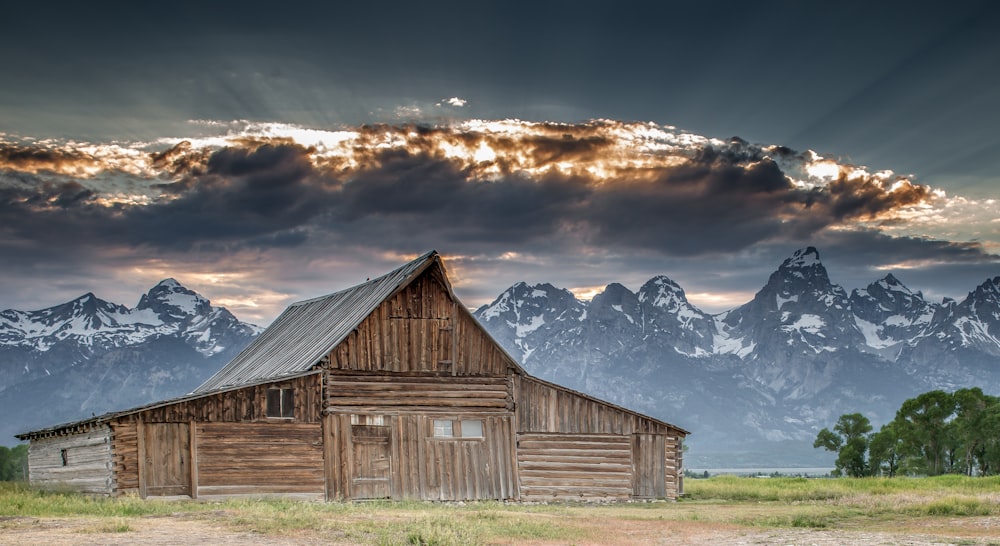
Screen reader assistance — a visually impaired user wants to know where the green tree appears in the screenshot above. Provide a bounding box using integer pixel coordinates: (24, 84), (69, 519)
(892, 390), (956, 475)
(952, 388), (1000, 476)
(0, 444), (28, 481)
(868, 421), (902, 477)
(814, 413), (872, 477)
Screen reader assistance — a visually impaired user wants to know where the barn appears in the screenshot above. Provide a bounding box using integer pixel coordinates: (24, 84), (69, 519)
(16, 251), (689, 501)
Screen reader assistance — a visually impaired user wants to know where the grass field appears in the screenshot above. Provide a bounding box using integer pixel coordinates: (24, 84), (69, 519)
(1, 476), (999, 545)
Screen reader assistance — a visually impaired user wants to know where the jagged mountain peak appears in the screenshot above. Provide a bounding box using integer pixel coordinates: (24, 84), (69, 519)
(638, 275), (691, 311)
(780, 246), (822, 270)
(969, 276), (1000, 301)
(136, 278), (210, 320)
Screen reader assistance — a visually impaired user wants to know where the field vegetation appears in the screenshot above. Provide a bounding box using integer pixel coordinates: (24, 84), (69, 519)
(2, 476), (1000, 545)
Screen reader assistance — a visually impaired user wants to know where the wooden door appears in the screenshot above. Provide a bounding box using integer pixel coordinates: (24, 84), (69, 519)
(143, 423), (191, 496)
(631, 433), (666, 499)
(351, 424), (391, 499)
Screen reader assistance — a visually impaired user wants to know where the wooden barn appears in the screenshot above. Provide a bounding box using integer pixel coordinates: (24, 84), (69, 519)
(17, 251), (689, 501)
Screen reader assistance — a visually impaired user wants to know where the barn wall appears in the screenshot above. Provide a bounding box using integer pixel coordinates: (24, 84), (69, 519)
(121, 373), (322, 424)
(328, 267), (517, 376)
(324, 373), (513, 412)
(513, 375), (686, 500)
(27, 425), (112, 495)
(325, 411), (517, 501)
(110, 421), (139, 495)
(514, 375), (671, 435)
(517, 433), (632, 501)
(195, 422), (324, 499)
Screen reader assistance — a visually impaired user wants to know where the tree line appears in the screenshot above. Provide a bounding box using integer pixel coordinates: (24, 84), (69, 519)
(0, 444), (28, 481)
(814, 388), (1000, 477)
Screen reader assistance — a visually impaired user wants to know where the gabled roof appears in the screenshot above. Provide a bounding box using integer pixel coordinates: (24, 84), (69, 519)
(193, 250), (440, 394)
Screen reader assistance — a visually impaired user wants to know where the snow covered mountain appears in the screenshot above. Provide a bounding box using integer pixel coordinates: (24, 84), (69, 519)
(0, 280), (260, 444)
(474, 247), (1000, 467)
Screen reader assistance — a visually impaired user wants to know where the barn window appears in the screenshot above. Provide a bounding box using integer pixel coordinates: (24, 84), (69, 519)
(266, 387), (294, 418)
(431, 419), (483, 439)
(460, 420), (483, 438)
(432, 419), (454, 437)
(60, 448), (68, 466)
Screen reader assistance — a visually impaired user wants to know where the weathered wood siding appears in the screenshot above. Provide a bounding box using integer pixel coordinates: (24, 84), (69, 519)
(325, 412), (517, 501)
(666, 433), (683, 498)
(324, 374), (513, 412)
(327, 268), (517, 376)
(27, 425), (112, 494)
(110, 421), (139, 495)
(120, 373), (322, 424)
(517, 433), (632, 501)
(631, 433), (666, 499)
(515, 375), (671, 435)
(195, 422), (324, 499)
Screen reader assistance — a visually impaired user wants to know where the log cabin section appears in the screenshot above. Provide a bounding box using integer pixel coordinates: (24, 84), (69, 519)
(16, 251), (688, 501)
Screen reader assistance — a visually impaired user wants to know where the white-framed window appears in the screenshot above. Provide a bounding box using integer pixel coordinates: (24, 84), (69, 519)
(431, 418), (483, 439)
(266, 386), (294, 418)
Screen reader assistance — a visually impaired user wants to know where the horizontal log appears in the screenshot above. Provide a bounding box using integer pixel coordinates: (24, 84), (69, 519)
(327, 374), (505, 385)
(515, 453), (630, 464)
(197, 484), (324, 495)
(324, 397), (510, 407)
(518, 463), (632, 474)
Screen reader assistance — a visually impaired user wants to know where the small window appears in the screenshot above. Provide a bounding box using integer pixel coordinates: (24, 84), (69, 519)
(432, 419), (454, 437)
(460, 420), (483, 438)
(431, 419), (484, 439)
(60, 448), (68, 466)
(266, 387), (294, 418)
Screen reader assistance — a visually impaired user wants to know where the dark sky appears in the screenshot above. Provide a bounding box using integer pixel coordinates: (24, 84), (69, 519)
(1, 0), (999, 323)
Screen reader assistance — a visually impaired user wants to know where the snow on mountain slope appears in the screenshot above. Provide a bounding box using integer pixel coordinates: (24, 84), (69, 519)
(0, 280), (261, 445)
(0, 279), (261, 358)
(473, 247), (1000, 467)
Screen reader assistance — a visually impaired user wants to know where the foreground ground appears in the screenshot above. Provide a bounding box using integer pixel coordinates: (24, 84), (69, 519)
(2, 476), (999, 545)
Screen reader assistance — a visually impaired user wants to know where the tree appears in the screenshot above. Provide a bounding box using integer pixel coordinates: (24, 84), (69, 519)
(814, 413), (872, 477)
(952, 388), (1000, 476)
(892, 390), (956, 475)
(0, 444), (28, 481)
(869, 421), (902, 477)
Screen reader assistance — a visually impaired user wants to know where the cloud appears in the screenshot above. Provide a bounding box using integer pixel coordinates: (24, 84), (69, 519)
(0, 120), (993, 275)
(438, 97), (468, 107)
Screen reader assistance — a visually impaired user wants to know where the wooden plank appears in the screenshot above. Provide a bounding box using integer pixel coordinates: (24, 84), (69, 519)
(189, 421), (198, 499)
(137, 417), (146, 499)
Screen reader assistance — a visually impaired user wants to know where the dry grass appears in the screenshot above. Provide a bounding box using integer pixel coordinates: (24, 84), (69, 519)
(3, 477), (1000, 545)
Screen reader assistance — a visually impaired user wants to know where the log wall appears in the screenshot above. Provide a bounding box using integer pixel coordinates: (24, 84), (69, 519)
(517, 433), (632, 501)
(27, 425), (112, 495)
(195, 422), (324, 499)
(110, 421), (139, 495)
(514, 375), (672, 435)
(324, 373), (513, 412)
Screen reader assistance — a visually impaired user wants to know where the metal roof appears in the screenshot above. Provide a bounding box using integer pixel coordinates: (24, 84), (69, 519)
(193, 250), (438, 394)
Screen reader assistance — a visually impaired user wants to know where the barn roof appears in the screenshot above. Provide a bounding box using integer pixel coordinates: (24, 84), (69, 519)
(193, 250), (440, 394)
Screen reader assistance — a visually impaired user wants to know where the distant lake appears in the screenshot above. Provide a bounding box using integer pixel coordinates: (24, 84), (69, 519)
(689, 467), (833, 476)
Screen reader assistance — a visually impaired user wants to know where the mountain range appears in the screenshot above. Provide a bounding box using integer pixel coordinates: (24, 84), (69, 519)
(473, 247), (1000, 467)
(0, 279), (260, 444)
(3, 248), (999, 468)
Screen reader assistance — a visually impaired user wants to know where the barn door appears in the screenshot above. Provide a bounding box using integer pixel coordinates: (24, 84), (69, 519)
(143, 423), (191, 497)
(632, 433), (666, 499)
(351, 421), (392, 499)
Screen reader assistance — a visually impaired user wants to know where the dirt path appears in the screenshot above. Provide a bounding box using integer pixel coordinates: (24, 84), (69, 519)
(2, 514), (998, 546)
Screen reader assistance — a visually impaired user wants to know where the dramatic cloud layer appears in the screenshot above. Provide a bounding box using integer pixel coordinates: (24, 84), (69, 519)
(1, 120), (997, 321)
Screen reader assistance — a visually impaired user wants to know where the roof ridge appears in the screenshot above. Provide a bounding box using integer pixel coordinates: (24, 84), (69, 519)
(290, 250), (438, 307)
